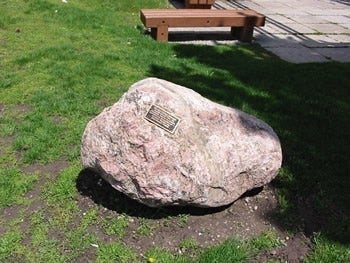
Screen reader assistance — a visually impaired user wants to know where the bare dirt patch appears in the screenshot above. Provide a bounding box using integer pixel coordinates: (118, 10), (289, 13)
(0, 157), (69, 236)
(0, 120), (309, 262)
(76, 169), (311, 261)
(0, 122), (310, 261)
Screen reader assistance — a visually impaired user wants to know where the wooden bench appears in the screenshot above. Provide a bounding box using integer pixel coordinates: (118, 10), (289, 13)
(140, 9), (265, 42)
(185, 0), (215, 9)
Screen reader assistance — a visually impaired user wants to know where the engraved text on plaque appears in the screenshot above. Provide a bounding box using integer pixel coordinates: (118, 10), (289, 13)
(144, 105), (180, 134)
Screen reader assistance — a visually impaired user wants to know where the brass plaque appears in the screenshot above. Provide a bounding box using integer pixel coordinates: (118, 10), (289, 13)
(144, 105), (180, 134)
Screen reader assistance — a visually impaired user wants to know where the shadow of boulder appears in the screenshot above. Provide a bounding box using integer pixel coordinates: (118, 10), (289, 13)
(76, 168), (236, 219)
(77, 169), (265, 219)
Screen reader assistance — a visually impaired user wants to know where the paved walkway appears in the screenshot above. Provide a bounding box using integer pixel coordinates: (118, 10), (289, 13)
(170, 0), (350, 63)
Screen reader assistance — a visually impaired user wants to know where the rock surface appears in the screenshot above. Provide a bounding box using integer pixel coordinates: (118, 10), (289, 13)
(81, 78), (282, 208)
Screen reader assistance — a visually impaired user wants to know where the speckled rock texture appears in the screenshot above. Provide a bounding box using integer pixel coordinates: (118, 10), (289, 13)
(81, 78), (282, 208)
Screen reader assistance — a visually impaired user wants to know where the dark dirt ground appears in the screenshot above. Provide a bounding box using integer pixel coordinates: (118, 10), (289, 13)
(1, 104), (311, 262)
(76, 168), (311, 262)
(1, 157), (312, 262)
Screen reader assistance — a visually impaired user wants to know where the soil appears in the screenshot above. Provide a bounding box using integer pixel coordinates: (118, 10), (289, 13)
(0, 156), (311, 262)
(1, 118), (311, 262)
(75, 169), (311, 262)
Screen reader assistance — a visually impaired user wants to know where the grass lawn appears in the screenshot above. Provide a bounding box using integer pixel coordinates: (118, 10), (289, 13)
(1, 0), (350, 262)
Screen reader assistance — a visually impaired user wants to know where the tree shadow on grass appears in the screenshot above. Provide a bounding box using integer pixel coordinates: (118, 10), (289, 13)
(147, 43), (350, 244)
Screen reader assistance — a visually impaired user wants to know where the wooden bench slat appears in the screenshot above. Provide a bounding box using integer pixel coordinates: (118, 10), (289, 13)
(185, 0), (215, 8)
(141, 9), (264, 17)
(144, 17), (259, 28)
(140, 9), (264, 17)
(199, 0), (209, 4)
(141, 9), (265, 26)
(140, 9), (265, 42)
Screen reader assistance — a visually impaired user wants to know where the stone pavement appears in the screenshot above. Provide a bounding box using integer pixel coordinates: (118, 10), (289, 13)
(170, 0), (350, 63)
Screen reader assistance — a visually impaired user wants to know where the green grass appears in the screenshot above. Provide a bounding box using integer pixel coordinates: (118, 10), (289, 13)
(41, 161), (80, 206)
(96, 242), (137, 263)
(176, 213), (190, 228)
(1, 0), (350, 261)
(306, 233), (350, 263)
(137, 218), (156, 237)
(0, 168), (38, 208)
(248, 230), (286, 251)
(102, 214), (130, 238)
(146, 247), (190, 263)
(0, 229), (24, 261)
(197, 239), (248, 262)
(179, 237), (201, 251)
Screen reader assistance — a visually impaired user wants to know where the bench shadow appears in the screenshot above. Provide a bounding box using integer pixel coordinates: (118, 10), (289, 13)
(143, 29), (239, 42)
(169, 31), (238, 42)
(169, 0), (185, 8)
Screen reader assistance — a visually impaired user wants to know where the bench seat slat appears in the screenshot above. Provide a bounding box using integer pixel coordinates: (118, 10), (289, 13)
(144, 17), (258, 28)
(140, 9), (264, 16)
(141, 9), (265, 27)
(185, 0), (215, 8)
(140, 9), (265, 42)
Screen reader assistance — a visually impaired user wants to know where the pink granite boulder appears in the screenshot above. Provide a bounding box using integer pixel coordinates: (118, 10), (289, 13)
(81, 78), (282, 208)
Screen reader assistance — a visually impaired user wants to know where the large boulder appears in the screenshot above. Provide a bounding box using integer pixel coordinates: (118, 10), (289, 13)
(81, 78), (282, 208)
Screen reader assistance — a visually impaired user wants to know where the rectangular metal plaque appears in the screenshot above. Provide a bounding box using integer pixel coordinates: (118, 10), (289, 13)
(144, 105), (180, 134)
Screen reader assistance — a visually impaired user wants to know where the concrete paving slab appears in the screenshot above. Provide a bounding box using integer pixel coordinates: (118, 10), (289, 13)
(264, 46), (330, 63)
(265, 9), (310, 16)
(267, 15), (298, 24)
(168, 0), (350, 63)
(307, 9), (350, 16)
(308, 23), (349, 34)
(262, 23), (291, 34)
(327, 34), (350, 45)
(287, 15), (330, 24)
(283, 23), (318, 34)
(321, 15), (350, 24)
(263, 20), (303, 35)
(297, 35), (342, 47)
(313, 47), (350, 62)
(255, 33), (305, 48)
(341, 24), (350, 30)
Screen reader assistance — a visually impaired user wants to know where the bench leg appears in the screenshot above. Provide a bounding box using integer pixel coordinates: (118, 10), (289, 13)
(151, 26), (169, 42)
(231, 26), (254, 42)
(231, 16), (256, 42)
